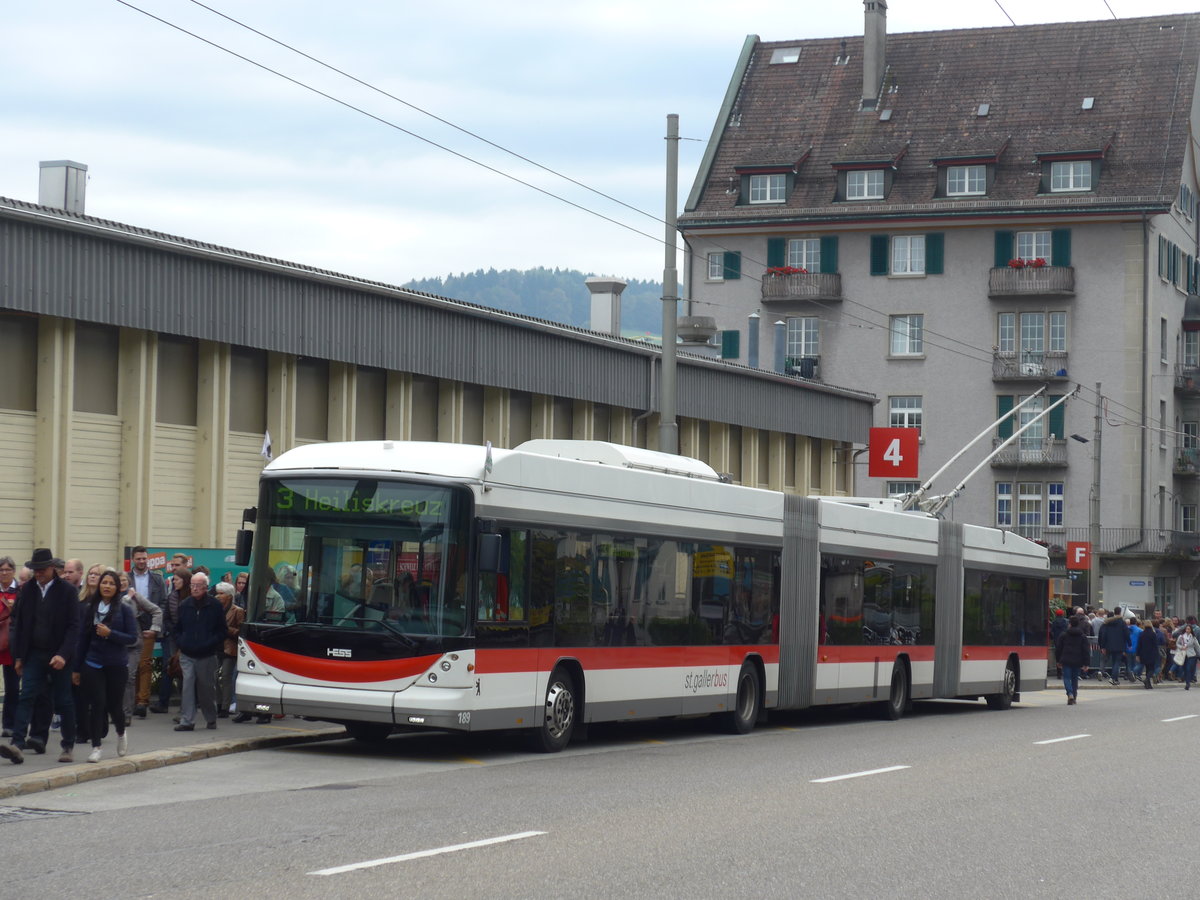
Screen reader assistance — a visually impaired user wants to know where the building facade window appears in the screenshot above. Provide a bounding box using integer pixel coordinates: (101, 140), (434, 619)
(946, 164), (986, 196)
(996, 482), (1013, 527)
(888, 396), (923, 432)
(891, 235), (925, 275)
(1184, 331), (1199, 367)
(1155, 576), (1177, 616)
(886, 481), (921, 498)
(1050, 160), (1093, 192)
(889, 314), (924, 356)
(1016, 231), (1051, 262)
(998, 312), (1067, 357)
(1048, 482), (1064, 528)
(1183, 505), (1198, 533)
(706, 251), (740, 280)
(786, 316), (819, 358)
(846, 170), (884, 200)
(749, 174), (786, 204)
(787, 238), (820, 270)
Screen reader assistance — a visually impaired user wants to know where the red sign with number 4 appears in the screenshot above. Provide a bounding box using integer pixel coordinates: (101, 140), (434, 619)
(868, 427), (919, 478)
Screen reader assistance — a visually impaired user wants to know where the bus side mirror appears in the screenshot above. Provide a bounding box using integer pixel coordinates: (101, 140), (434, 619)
(477, 533), (502, 573)
(235, 530), (253, 567)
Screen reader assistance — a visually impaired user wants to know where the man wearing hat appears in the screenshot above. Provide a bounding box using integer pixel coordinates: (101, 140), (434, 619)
(1, 548), (81, 764)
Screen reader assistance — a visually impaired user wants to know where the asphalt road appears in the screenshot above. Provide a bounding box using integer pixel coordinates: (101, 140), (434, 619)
(5, 685), (1191, 899)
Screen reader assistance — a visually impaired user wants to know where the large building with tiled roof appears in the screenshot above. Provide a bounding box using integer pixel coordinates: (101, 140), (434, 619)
(680, 3), (1200, 615)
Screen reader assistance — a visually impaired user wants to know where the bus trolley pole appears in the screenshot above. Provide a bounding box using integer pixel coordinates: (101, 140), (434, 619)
(926, 387), (1079, 517)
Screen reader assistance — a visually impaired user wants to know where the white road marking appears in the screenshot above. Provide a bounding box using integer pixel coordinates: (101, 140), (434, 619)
(811, 765), (910, 783)
(309, 831), (547, 876)
(1163, 714), (1199, 722)
(1033, 734), (1090, 745)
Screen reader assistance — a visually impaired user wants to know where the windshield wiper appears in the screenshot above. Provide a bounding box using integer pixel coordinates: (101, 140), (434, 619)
(372, 618), (420, 648)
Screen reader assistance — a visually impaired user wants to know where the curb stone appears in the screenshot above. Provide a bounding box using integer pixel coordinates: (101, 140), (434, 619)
(0, 726), (345, 800)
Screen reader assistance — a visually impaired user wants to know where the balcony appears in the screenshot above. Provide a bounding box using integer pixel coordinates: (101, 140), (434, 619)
(990, 436), (1067, 467)
(1175, 446), (1200, 476)
(1039, 527), (1200, 558)
(988, 265), (1075, 298)
(784, 355), (821, 381)
(992, 350), (1070, 381)
(1175, 364), (1200, 395)
(761, 272), (842, 302)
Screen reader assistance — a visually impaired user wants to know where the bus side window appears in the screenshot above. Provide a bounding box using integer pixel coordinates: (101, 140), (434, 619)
(478, 529), (528, 622)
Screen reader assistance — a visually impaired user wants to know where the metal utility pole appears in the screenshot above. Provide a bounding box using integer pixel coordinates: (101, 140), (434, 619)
(659, 114), (680, 455)
(1090, 382), (1102, 609)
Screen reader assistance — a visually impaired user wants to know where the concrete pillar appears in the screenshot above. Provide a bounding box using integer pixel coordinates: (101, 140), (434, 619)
(438, 380), (465, 444)
(195, 341), (231, 546)
(327, 361), (356, 442)
(266, 352), (296, 457)
(609, 408), (634, 445)
(678, 418), (701, 460)
(708, 422), (731, 476)
(118, 329), (158, 545)
(385, 371), (411, 441)
(33, 317), (74, 552)
(484, 387), (509, 447)
(767, 432), (786, 491)
(531, 395), (554, 440)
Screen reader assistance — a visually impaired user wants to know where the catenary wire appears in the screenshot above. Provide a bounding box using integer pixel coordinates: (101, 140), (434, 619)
(112, 0), (669, 250)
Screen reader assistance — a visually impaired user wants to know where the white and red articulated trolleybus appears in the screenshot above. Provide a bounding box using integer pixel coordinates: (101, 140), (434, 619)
(235, 439), (1048, 751)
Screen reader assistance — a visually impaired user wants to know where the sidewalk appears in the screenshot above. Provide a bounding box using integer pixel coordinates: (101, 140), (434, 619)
(0, 705), (344, 800)
(1045, 672), (1186, 691)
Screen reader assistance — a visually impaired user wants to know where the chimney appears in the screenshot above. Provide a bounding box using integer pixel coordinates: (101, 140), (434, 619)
(39, 160), (88, 213)
(862, 0), (887, 110)
(585, 276), (627, 336)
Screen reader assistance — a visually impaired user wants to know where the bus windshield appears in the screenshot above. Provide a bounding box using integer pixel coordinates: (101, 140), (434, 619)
(248, 477), (470, 636)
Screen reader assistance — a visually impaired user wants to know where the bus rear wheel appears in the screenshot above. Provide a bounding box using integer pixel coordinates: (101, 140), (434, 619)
(883, 663), (909, 720)
(720, 662), (761, 735)
(985, 660), (1017, 710)
(346, 722), (392, 743)
(530, 667), (576, 753)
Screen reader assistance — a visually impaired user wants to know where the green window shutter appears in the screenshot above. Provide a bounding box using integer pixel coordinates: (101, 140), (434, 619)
(925, 233), (944, 275)
(1051, 229), (1071, 267)
(1048, 395), (1064, 439)
(870, 235), (890, 276)
(820, 236), (838, 274)
(997, 395), (1014, 439)
(720, 330), (740, 359)
(723, 251), (741, 280)
(994, 231), (1013, 268)
(767, 238), (786, 268)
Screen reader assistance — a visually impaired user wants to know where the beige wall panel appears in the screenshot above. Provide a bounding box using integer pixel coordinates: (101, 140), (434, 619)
(222, 432), (268, 546)
(0, 411), (37, 553)
(68, 413), (122, 564)
(151, 424), (198, 546)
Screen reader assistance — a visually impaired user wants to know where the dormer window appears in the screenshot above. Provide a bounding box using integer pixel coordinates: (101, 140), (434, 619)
(946, 164), (987, 196)
(1050, 160), (1093, 192)
(846, 170), (884, 200)
(1036, 143), (1107, 194)
(749, 174), (787, 204)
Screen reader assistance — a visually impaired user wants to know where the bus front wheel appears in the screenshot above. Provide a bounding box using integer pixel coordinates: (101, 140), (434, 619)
(530, 667), (577, 753)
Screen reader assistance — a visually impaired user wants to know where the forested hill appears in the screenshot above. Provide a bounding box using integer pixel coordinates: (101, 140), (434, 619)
(404, 268), (665, 339)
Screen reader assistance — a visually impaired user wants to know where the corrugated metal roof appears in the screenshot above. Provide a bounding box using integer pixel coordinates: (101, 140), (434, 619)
(0, 196), (873, 443)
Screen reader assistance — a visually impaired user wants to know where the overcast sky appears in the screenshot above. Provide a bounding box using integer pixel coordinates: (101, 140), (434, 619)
(2, 0), (1196, 286)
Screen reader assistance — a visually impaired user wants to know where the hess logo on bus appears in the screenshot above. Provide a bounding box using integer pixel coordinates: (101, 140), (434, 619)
(326, 648), (352, 658)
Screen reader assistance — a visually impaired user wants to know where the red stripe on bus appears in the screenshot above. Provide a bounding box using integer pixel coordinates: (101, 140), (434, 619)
(814, 646), (936, 663)
(961, 646), (1044, 661)
(475, 645), (781, 674)
(247, 642), (440, 683)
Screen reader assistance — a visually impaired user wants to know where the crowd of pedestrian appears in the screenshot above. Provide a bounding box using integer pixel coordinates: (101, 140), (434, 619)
(0, 545), (262, 767)
(1052, 604), (1200, 705)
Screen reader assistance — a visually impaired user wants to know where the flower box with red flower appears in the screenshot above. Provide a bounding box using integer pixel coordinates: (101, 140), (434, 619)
(766, 265), (807, 276)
